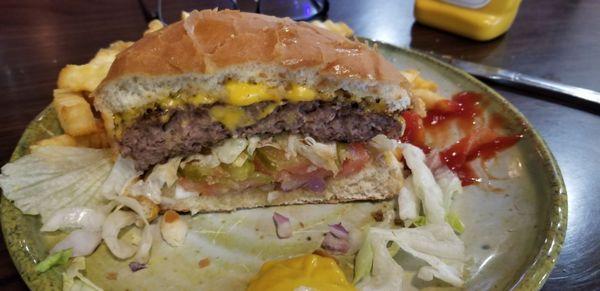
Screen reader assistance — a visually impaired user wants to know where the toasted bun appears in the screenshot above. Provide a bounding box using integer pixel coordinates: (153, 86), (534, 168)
(93, 9), (411, 115)
(163, 161), (402, 213)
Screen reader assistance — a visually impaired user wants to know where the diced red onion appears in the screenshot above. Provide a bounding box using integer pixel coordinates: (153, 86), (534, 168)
(321, 232), (350, 255)
(273, 212), (292, 239)
(303, 176), (327, 192)
(328, 223), (349, 239)
(279, 171), (306, 192)
(129, 261), (147, 272)
(280, 178), (306, 192)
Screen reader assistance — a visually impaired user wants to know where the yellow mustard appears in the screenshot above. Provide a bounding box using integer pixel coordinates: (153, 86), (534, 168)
(415, 0), (522, 41)
(247, 254), (355, 291)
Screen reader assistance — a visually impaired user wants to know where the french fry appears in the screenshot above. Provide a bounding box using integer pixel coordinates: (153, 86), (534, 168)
(31, 134), (77, 151)
(401, 70), (439, 92)
(413, 88), (445, 109)
(400, 69), (419, 83)
(412, 96), (427, 118)
(57, 41), (132, 92)
(413, 75), (438, 92)
(144, 19), (165, 35)
(75, 130), (110, 149)
(53, 89), (98, 136)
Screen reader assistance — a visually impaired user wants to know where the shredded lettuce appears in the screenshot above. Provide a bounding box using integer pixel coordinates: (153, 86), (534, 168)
(434, 167), (463, 211)
(368, 134), (398, 152)
(181, 153), (220, 169)
(446, 212), (465, 234)
(0, 146), (112, 222)
(400, 143), (446, 224)
(412, 216), (427, 227)
(353, 234), (374, 284)
(213, 138), (248, 164)
(246, 136), (260, 155)
(100, 155), (139, 200)
(289, 136), (339, 173)
(35, 248), (72, 273)
(397, 177), (419, 222)
(127, 157), (181, 203)
(174, 184), (197, 199)
(355, 143), (467, 289)
(355, 236), (404, 291)
(62, 257), (103, 291)
(356, 224), (466, 289)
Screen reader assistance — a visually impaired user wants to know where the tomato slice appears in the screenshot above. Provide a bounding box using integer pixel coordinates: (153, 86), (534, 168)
(179, 178), (221, 196)
(337, 143), (370, 177)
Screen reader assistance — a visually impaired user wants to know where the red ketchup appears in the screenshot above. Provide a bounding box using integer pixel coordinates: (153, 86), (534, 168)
(400, 110), (430, 153)
(401, 91), (523, 186)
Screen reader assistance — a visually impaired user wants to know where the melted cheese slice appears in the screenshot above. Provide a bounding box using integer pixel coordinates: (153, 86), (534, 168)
(209, 105), (253, 131)
(117, 82), (321, 133)
(211, 81), (321, 131)
(225, 82), (281, 106)
(225, 81), (319, 105)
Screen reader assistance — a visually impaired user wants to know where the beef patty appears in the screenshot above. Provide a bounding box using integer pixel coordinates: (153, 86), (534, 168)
(120, 101), (403, 170)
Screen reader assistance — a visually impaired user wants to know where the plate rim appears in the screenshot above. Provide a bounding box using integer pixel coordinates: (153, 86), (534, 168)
(368, 39), (567, 290)
(0, 41), (567, 291)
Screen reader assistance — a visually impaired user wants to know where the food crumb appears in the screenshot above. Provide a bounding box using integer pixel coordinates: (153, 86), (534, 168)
(198, 258), (211, 269)
(394, 217), (404, 227)
(299, 222), (305, 228)
(163, 210), (180, 223)
(371, 209), (384, 222)
(106, 272), (118, 280)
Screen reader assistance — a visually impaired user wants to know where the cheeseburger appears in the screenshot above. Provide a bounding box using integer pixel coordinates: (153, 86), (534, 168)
(92, 10), (414, 213)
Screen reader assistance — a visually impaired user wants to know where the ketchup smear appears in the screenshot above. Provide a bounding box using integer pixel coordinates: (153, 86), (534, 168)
(401, 91), (523, 186)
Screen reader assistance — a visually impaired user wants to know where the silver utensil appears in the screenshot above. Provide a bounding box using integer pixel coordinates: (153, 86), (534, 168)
(431, 54), (600, 106)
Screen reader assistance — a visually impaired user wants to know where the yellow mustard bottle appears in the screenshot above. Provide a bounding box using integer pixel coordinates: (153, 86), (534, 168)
(415, 0), (522, 41)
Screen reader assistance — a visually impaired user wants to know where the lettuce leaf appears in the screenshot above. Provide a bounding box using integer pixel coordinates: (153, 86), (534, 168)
(356, 224), (466, 289)
(100, 155), (139, 199)
(62, 257), (103, 291)
(355, 235), (404, 291)
(35, 248), (72, 273)
(400, 143), (446, 224)
(0, 146), (112, 222)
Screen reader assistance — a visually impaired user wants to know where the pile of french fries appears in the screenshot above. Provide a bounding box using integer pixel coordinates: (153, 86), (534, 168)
(32, 41), (132, 150)
(32, 19), (173, 151)
(310, 20), (445, 117)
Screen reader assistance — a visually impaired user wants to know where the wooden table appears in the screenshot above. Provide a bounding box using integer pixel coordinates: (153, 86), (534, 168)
(1, 0), (598, 289)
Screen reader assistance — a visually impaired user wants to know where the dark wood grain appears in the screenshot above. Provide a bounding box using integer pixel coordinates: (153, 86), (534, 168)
(1, 0), (599, 290)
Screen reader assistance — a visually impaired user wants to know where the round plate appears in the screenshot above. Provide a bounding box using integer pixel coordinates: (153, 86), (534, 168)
(1, 43), (567, 290)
